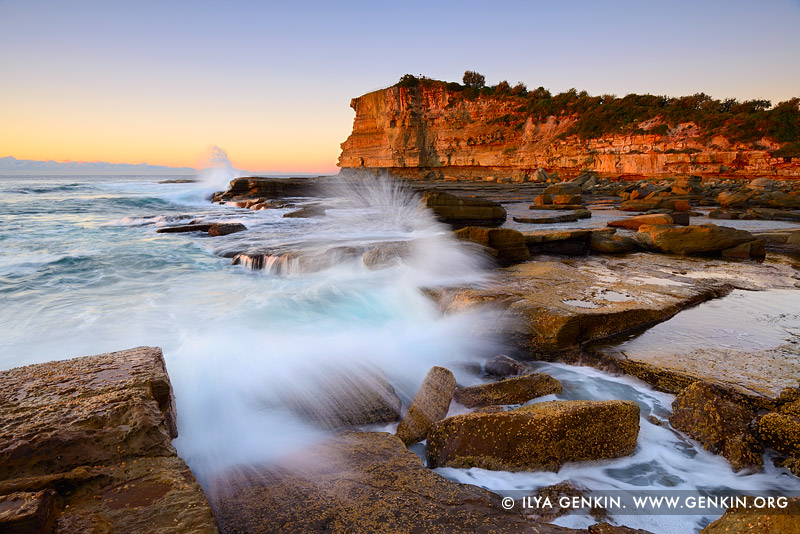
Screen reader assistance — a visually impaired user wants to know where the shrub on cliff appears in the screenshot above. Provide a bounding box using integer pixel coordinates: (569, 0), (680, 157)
(462, 70), (486, 89)
(396, 74), (420, 88)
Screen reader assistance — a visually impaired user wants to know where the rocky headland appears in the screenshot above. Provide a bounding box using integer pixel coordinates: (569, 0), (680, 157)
(338, 76), (800, 181)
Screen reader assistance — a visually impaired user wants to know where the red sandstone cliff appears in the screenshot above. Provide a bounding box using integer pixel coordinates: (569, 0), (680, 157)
(338, 84), (800, 180)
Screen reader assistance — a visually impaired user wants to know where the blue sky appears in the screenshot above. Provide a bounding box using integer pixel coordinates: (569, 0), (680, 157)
(1, 0), (798, 172)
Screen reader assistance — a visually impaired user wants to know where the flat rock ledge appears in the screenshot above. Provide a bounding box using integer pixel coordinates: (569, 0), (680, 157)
(0, 347), (218, 534)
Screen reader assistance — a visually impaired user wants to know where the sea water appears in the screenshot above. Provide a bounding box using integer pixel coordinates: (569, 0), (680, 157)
(1, 172), (798, 533)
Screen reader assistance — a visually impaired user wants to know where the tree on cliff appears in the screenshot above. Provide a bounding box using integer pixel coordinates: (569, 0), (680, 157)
(463, 71), (486, 89)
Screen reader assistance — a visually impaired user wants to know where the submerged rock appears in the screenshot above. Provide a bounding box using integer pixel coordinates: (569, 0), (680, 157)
(156, 223), (214, 233)
(484, 354), (527, 377)
(453, 373), (562, 408)
(395, 366), (456, 445)
(669, 382), (762, 471)
(420, 191), (506, 227)
(283, 204), (327, 218)
(426, 400), (640, 471)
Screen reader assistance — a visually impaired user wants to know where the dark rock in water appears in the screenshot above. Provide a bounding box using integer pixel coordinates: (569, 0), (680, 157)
(420, 191), (506, 227)
(283, 204), (326, 218)
(395, 366), (456, 445)
(156, 224), (214, 233)
(669, 382), (762, 471)
(620, 198), (690, 212)
(513, 213), (578, 224)
(211, 431), (584, 534)
(454, 373), (561, 408)
(484, 354), (527, 377)
(213, 176), (324, 201)
(426, 400), (640, 471)
(285, 369), (401, 429)
(636, 224), (764, 258)
(208, 223), (247, 236)
(454, 227), (530, 265)
(158, 179), (199, 184)
(0, 489), (57, 534)
(0, 347), (217, 533)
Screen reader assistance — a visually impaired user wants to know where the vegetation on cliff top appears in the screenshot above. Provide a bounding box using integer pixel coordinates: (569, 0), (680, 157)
(393, 74), (800, 156)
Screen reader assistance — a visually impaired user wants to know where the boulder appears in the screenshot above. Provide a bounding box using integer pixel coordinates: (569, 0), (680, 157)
(717, 191), (753, 208)
(484, 355), (527, 378)
(553, 194), (583, 205)
(211, 432), (582, 534)
(589, 234), (637, 254)
(395, 367), (456, 446)
(721, 239), (766, 259)
(426, 400), (640, 471)
(208, 222), (247, 236)
(420, 191), (506, 227)
(748, 177), (774, 190)
(533, 194), (553, 206)
(0, 490), (56, 534)
(213, 176), (322, 201)
(454, 374), (562, 408)
(607, 213), (688, 230)
(454, 227), (530, 265)
(636, 224), (762, 257)
(544, 182), (582, 196)
(669, 382), (762, 471)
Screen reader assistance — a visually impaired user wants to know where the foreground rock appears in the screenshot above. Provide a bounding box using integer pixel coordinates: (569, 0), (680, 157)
(421, 191), (506, 227)
(395, 366), (456, 445)
(0, 347), (218, 533)
(636, 224), (765, 258)
(426, 400), (640, 471)
(454, 374), (562, 408)
(208, 222), (247, 236)
(484, 354), (527, 377)
(669, 382), (762, 471)
(700, 497), (800, 533)
(212, 431), (584, 534)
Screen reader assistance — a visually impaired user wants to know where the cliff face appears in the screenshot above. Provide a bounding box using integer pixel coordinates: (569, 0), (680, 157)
(338, 85), (800, 180)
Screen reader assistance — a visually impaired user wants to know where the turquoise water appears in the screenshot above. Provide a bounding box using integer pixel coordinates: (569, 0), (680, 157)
(1, 174), (798, 534)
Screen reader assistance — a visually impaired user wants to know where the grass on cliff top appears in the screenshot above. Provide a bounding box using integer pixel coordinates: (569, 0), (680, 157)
(393, 74), (800, 152)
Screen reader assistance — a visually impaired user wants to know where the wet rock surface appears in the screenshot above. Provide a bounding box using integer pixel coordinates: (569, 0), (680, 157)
(454, 373), (562, 408)
(636, 224), (764, 258)
(700, 497), (800, 533)
(211, 431), (584, 534)
(426, 400), (640, 471)
(0, 347), (218, 534)
(455, 226), (530, 265)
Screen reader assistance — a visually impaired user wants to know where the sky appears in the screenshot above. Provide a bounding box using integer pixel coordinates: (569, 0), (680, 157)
(1, 0), (799, 174)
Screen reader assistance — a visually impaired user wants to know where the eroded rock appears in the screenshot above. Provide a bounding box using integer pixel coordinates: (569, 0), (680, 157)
(455, 227), (530, 265)
(421, 191), (506, 227)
